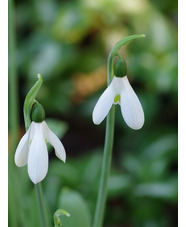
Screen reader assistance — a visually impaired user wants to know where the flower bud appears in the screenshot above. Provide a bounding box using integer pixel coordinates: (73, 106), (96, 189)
(114, 58), (127, 78)
(31, 103), (45, 122)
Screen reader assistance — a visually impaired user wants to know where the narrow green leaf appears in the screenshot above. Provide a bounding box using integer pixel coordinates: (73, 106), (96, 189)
(23, 74), (43, 130)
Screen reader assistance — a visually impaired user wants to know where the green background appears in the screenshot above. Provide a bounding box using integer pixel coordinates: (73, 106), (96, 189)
(9, 0), (178, 226)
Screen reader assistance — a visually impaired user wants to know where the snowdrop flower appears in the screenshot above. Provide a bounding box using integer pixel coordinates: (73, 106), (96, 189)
(92, 58), (144, 130)
(15, 103), (66, 184)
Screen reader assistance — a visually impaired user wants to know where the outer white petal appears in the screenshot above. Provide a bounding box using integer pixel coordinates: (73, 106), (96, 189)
(27, 123), (48, 184)
(14, 126), (30, 167)
(42, 121), (66, 162)
(92, 85), (115, 125)
(120, 76), (144, 130)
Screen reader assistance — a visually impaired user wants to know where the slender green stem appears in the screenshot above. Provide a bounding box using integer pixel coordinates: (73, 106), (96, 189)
(92, 44), (116, 227)
(92, 34), (145, 227)
(9, 0), (19, 152)
(35, 183), (49, 227)
(92, 107), (115, 227)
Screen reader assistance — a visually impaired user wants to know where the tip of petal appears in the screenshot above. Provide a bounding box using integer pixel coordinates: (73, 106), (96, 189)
(30, 175), (45, 184)
(123, 109), (145, 130)
(56, 150), (66, 163)
(28, 163), (48, 184)
(15, 159), (27, 167)
(92, 114), (102, 125)
(129, 117), (144, 130)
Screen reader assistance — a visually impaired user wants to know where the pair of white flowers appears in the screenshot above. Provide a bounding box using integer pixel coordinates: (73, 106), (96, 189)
(15, 72), (144, 184)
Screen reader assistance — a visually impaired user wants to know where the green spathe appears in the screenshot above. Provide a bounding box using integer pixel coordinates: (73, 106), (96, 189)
(31, 103), (45, 123)
(23, 74), (43, 130)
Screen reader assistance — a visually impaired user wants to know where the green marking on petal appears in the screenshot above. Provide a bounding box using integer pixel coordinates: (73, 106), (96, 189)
(114, 94), (121, 104)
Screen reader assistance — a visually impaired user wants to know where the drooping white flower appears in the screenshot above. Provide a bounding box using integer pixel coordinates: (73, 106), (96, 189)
(15, 121), (66, 184)
(92, 75), (144, 130)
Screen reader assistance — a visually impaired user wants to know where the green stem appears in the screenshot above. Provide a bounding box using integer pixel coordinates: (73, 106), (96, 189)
(92, 34), (145, 227)
(92, 107), (115, 227)
(35, 183), (49, 227)
(9, 0), (19, 152)
(92, 42), (116, 227)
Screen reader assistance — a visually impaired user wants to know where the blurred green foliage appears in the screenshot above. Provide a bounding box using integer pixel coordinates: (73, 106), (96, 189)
(9, 0), (177, 226)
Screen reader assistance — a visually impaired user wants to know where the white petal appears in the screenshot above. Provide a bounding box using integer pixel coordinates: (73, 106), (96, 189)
(42, 121), (66, 162)
(111, 76), (124, 93)
(92, 85), (115, 125)
(120, 76), (144, 130)
(14, 127), (30, 167)
(27, 123), (48, 184)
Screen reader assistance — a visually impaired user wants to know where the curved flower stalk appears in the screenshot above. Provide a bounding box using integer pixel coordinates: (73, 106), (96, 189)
(15, 120), (66, 184)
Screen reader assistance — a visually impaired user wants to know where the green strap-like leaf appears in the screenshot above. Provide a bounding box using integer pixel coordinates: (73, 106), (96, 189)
(23, 74), (43, 131)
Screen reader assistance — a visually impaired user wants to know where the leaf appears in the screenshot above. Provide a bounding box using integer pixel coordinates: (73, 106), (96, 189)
(108, 174), (132, 197)
(134, 180), (177, 200)
(58, 189), (91, 227)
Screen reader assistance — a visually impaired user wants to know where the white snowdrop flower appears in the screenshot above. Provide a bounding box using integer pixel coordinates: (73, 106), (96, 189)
(15, 104), (66, 184)
(92, 59), (144, 130)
